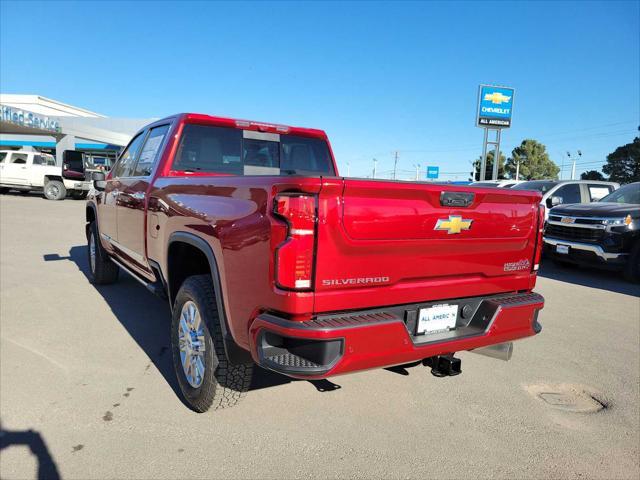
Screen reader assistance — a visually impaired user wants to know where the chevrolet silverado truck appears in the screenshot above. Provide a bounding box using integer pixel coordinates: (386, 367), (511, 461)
(86, 113), (545, 412)
(0, 149), (92, 200)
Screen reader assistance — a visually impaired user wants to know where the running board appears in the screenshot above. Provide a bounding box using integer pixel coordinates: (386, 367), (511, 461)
(109, 256), (166, 299)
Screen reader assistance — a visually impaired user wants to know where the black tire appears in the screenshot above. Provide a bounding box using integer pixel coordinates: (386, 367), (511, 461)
(623, 241), (640, 283)
(72, 191), (88, 200)
(171, 275), (253, 413)
(87, 221), (119, 285)
(0, 187), (9, 194)
(44, 180), (66, 200)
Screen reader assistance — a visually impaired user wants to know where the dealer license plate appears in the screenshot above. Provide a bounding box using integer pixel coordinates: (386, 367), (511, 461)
(556, 244), (570, 255)
(417, 304), (458, 335)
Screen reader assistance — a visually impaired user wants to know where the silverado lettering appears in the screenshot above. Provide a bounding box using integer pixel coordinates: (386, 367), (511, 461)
(321, 277), (390, 286)
(85, 112), (545, 413)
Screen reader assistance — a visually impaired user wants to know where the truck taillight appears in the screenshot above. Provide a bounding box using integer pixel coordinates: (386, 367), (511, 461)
(273, 194), (317, 290)
(533, 204), (545, 271)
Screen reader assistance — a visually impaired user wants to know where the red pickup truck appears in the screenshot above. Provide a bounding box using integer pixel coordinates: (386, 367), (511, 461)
(86, 113), (545, 412)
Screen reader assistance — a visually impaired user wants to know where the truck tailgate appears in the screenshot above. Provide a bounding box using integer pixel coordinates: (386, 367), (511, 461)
(313, 178), (542, 313)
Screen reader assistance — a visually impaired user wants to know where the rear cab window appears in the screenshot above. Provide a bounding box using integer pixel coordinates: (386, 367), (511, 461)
(172, 124), (335, 176)
(587, 184), (613, 201)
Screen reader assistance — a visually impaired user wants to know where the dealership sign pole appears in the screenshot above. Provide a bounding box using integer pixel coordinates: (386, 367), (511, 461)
(476, 85), (514, 180)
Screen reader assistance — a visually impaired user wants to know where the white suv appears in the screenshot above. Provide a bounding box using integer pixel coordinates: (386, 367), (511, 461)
(0, 150), (92, 200)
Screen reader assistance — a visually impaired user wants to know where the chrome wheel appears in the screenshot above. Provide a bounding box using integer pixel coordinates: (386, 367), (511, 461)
(178, 301), (206, 388)
(89, 232), (96, 273)
(47, 184), (59, 197)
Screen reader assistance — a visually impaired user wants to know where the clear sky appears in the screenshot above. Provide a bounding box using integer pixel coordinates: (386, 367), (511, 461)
(1, 0), (638, 180)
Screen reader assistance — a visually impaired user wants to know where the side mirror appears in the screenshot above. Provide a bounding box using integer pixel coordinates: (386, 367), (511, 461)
(92, 171), (106, 191)
(550, 195), (563, 207)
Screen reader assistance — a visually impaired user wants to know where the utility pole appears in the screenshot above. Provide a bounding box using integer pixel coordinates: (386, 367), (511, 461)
(393, 151), (398, 180)
(515, 160), (520, 181)
(372, 158), (377, 179)
(414, 164), (421, 181)
(346, 162), (350, 177)
(574, 150), (581, 180)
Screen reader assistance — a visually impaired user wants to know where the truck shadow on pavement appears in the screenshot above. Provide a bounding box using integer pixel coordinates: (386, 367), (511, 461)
(538, 261), (640, 297)
(0, 424), (61, 480)
(44, 246), (341, 408)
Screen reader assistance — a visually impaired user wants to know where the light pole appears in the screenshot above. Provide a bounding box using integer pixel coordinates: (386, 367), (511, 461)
(566, 152), (573, 180)
(567, 151), (580, 180)
(515, 159), (520, 181)
(414, 164), (421, 181)
(346, 162), (350, 177)
(372, 158), (377, 179)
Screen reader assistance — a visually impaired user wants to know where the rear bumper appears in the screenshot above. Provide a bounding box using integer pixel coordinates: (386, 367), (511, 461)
(248, 292), (544, 379)
(63, 179), (92, 191)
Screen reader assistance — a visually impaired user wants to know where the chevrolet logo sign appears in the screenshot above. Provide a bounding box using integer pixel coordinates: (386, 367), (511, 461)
(484, 92), (511, 105)
(435, 215), (473, 234)
(560, 217), (576, 224)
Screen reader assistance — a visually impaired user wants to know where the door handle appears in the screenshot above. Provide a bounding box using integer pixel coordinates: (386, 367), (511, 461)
(20, 166), (27, 169)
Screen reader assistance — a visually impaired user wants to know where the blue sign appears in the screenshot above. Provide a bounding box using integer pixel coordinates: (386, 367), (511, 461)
(426, 166), (439, 179)
(477, 85), (514, 128)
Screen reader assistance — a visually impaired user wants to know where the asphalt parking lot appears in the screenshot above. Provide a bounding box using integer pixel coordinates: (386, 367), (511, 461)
(1, 193), (639, 480)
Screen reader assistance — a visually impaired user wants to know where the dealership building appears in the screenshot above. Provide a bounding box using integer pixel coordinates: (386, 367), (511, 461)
(0, 94), (153, 166)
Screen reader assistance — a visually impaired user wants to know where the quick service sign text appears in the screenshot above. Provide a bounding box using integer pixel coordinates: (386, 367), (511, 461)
(476, 85), (514, 128)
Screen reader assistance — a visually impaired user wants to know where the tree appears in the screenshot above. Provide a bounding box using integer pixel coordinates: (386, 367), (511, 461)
(470, 151), (506, 181)
(580, 170), (605, 181)
(602, 137), (640, 184)
(505, 139), (559, 180)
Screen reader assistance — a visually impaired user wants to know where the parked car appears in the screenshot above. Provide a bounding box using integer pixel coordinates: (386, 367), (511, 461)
(543, 182), (640, 281)
(512, 180), (619, 220)
(472, 180), (523, 188)
(0, 149), (92, 200)
(86, 113), (545, 412)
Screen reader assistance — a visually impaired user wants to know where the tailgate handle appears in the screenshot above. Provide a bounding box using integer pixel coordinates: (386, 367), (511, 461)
(440, 191), (475, 207)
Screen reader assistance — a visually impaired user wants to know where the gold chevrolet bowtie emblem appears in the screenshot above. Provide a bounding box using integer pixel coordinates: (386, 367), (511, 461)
(435, 215), (473, 234)
(484, 92), (511, 105)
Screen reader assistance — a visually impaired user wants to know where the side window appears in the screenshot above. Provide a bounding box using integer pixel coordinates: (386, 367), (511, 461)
(10, 153), (29, 164)
(111, 133), (145, 178)
(132, 125), (170, 177)
(588, 184), (613, 201)
(174, 125), (242, 174)
(555, 184), (581, 204)
(33, 155), (44, 165)
(0, 152), (8, 163)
